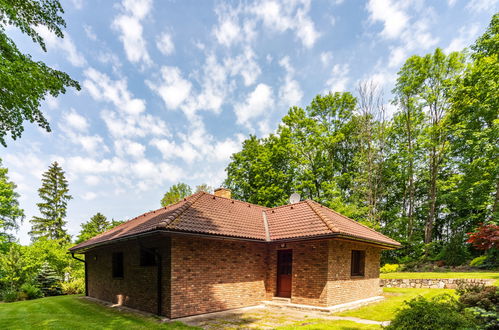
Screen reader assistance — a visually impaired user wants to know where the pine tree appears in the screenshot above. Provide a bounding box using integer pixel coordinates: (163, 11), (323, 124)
(29, 162), (72, 242)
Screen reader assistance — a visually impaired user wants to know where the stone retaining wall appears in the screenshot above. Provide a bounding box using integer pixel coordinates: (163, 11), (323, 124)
(380, 278), (494, 289)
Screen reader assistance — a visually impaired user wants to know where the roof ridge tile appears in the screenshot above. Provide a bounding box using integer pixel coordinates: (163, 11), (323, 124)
(305, 200), (340, 233)
(157, 192), (205, 229)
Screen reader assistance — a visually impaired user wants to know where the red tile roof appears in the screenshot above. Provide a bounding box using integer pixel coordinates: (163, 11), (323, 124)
(70, 192), (400, 251)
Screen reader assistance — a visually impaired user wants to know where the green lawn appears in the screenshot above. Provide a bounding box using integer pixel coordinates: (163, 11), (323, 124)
(335, 288), (456, 321)
(0, 295), (195, 330)
(380, 271), (499, 280)
(277, 320), (382, 329)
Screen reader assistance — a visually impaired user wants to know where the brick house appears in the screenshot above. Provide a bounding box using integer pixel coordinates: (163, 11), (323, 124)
(70, 188), (400, 319)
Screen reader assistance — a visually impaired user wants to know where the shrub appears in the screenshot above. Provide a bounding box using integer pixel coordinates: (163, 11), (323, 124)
(1, 289), (19, 302)
(19, 283), (43, 300)
(465, 307), (499, 329)
(470, 255), (488, 267)
(36, 262), (63, 296)
(380, 263), (401, 273)
(458, 285), (498, 311)
(61, 278), (85, 295)
(386, 295), (475, 330)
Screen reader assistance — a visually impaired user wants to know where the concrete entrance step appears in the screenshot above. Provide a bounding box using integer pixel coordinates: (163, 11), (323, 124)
(263, 296), (385, 314)
(271, 297), (291, 303)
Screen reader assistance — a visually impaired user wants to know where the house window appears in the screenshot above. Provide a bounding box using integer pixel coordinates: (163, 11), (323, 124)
(351, 250), (365, 276)
(140, 248), (156, 266)
(112, 252), (124, 278)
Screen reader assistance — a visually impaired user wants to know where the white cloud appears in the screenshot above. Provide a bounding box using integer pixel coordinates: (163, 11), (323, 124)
(366, 0), (408, 39)
(146, 66), (192, 110)
(100, 109), (169, 139)
(82, 192), (98, 200)
(445, 24), (480, 53)
(83, 24), (97, 40)
(234, 83), (274, 125)
(83, 68), (146, 115)
(467, 0), (499, 12)
(249, 0), (320, 48)
(70, 0), (84, 9)
(325, 64), (350, 92)
(278, 56), (303, 107)
(320, 51), (333, 66)
(37, 27), (86, 67)
(156, 31), (175, 55)
(84, 175), (101, 186)
(214, 14), (241, 46)
(112, 0), (152, 65)
(224, 47), (261, 86)
(63, 109), (89, 132)
(213, 0), (319, 49)
(114, 139), (146, 158)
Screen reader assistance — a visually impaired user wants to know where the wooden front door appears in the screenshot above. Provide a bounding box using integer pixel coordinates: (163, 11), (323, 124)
(276, 250), (292, 298)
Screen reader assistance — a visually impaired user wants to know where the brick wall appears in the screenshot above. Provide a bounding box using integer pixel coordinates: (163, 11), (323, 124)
(85, 235), (171, 316)
(169, 236), (268, 318)
(326, 240), (382, 305)
(266, 241), (329, 306)
(85, 235), (384, 318)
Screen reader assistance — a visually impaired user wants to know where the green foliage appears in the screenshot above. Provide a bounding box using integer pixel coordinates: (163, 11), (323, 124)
(458, 283), (498, 312)
(457, 281), (499, 329)
(36, 262), (62, 296)
(60, 278), (84, 295)
(387, 295), (474, 330)
(380, 264), (401, 273)
(0, 244), (29, 290)
(29, 162), (72, 242)
(438, 233), (470, 266)
(76, 213), (110, 244)
(224, 14), (499, 264)
(160, 182), (192, 207)
(195, 183), (212, 193)
(19, 282), (43, 300)
(1, 288), (18, 302)
(0, 159), (24, 244)
(0, 0), (80, 146)
(470, 256), (488, 267)
(465, 307), (498, 330)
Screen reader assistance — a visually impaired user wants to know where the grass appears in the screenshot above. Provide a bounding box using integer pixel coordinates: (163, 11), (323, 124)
(380, 271), (499, 280)
(335, 287), (456, 321)
(0, 295), (196, 330)
(277, 320), (382, 329)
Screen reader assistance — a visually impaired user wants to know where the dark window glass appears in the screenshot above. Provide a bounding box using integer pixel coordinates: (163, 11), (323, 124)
(140, 248), (156, 266)
(351, 250), (365, 276)
(112, 252), (124, 278)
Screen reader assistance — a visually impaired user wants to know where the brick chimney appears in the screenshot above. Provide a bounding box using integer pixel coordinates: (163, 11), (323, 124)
(214, 187), (231, 199)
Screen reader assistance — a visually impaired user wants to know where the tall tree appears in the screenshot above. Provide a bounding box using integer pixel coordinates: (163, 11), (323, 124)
(447, 14), (499, 230)
(353, 81), (389, 227)
(30, 162), (72, 242)
(0, 159), (24, 243)
(0, 0), (81, 146)
(160, 183), (192, 207)
(394, 48), (464, 243)
(195, 184), (213, 193)
(76, 213), (110, 244)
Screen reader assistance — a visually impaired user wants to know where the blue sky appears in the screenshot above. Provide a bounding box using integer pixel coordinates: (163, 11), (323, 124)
(2, 0), (497, 244)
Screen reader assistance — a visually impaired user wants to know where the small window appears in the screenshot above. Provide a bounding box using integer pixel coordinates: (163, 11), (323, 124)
(112, 252), (124, 278)
(140, 248), (156, 266)
(351, 250), (365, 276)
